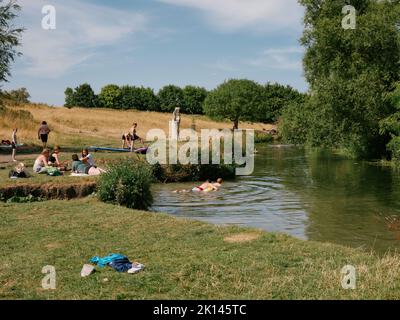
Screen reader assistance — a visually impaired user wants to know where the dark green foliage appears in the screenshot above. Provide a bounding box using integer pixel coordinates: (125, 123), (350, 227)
(254, 132), (274, 144)
(64, 83), (96, 108)
(120, 85), (159, 111)
(97, 160), (153, 210)
(152, 163), (236, 183)
(6, 194), (42, 203)
(380, 83), (400, 160)
(182, 85), (208, 115)
(0, 0), (24, 83)
(257, 83), (306, 123)
(158, 85), (184, 113)
(281, 0), (400, 158)
(204, 79), (264, 129)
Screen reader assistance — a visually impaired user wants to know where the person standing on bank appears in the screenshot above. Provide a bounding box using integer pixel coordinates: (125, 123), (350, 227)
(11, 128), (18, 162)
(38, 121), (51, 149)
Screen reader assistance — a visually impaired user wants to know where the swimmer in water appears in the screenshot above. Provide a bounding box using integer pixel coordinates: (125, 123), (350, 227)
(173, 178), (223, 193)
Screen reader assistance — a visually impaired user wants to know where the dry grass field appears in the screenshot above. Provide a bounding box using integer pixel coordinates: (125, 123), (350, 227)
(0, 103), (275, 148)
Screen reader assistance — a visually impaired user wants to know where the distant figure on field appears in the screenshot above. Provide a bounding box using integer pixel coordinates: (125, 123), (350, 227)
(11, 128), (18, 162)
(38, 121), (51, 148)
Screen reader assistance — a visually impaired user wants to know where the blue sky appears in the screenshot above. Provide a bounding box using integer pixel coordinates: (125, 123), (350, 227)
(4, 0), (307, 106)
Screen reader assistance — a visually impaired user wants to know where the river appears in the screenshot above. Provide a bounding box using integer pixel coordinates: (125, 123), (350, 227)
(152, 145), (400, 254)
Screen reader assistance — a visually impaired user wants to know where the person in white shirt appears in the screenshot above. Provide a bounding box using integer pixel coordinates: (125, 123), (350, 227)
(80, 148), (95, 166)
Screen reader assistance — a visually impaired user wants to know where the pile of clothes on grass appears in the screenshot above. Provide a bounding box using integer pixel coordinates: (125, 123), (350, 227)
(81, 253), (145, 277)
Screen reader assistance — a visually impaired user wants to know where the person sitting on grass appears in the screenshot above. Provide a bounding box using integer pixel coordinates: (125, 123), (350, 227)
(9, 162), (29, 179)
(48, 145), (69, 171)
(71, 154), (106, 176)
(80, 148), (95, 166)
(33, 149), (50, 174)
(173, 178), (224, 193)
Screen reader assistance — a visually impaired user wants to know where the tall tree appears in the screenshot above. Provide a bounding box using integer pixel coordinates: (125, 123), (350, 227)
(99, 84), (122, 109)
(182, 85), (208, 115)
(204, 79), (263, 129)
(283, 0), (400, 158)
(158, 85), (184, 113)
(0, 0), (24, 84)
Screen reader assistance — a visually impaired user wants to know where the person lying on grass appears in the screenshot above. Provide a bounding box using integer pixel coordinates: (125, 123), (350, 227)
(173, 178), (224, 193)
(71, 154), (106, 176)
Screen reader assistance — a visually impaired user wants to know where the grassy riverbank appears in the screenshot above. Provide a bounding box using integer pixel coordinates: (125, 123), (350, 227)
(1, 198), (400, 299)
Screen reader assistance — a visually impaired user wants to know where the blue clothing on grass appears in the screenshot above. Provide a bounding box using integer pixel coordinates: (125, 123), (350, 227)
(90, 253), (126, 268)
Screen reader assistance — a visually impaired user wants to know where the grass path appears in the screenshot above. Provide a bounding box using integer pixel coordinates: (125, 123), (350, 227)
(1, 198), (400, 299)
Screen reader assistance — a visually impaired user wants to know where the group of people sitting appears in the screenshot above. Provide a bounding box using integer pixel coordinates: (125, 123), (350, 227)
(32, 147), (106, 176)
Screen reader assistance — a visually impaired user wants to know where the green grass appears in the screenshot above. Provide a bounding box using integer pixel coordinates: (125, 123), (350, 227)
(1, 198), (400, 299)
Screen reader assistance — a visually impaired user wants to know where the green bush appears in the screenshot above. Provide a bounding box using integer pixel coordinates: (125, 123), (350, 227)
(153, 163), (236, 183)
(254, 132), (274, 144)
(97, 160), (153, 210)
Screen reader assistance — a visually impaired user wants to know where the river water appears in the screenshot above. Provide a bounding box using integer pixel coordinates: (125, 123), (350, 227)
(152, 145), (400, 253)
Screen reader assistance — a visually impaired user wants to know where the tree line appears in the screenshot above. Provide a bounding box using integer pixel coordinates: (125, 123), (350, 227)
(64, 81), (305, 126)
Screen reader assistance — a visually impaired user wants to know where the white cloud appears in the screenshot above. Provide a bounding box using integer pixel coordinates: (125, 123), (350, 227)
(158, 0), (303, 32)
(18, 0), (148, 77)
(246, 46), (304, 70)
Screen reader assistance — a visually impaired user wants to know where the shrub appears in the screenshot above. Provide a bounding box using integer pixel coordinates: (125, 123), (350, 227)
(97, 160), (153, 210)
(254, 132), (274, 144)
(153, 163), (236, 182)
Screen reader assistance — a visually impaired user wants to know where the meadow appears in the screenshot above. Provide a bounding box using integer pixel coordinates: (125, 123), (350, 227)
(0, 103), (275, 148)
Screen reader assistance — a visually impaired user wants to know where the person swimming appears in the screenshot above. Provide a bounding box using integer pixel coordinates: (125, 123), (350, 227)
(173, 178), (223, 193)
